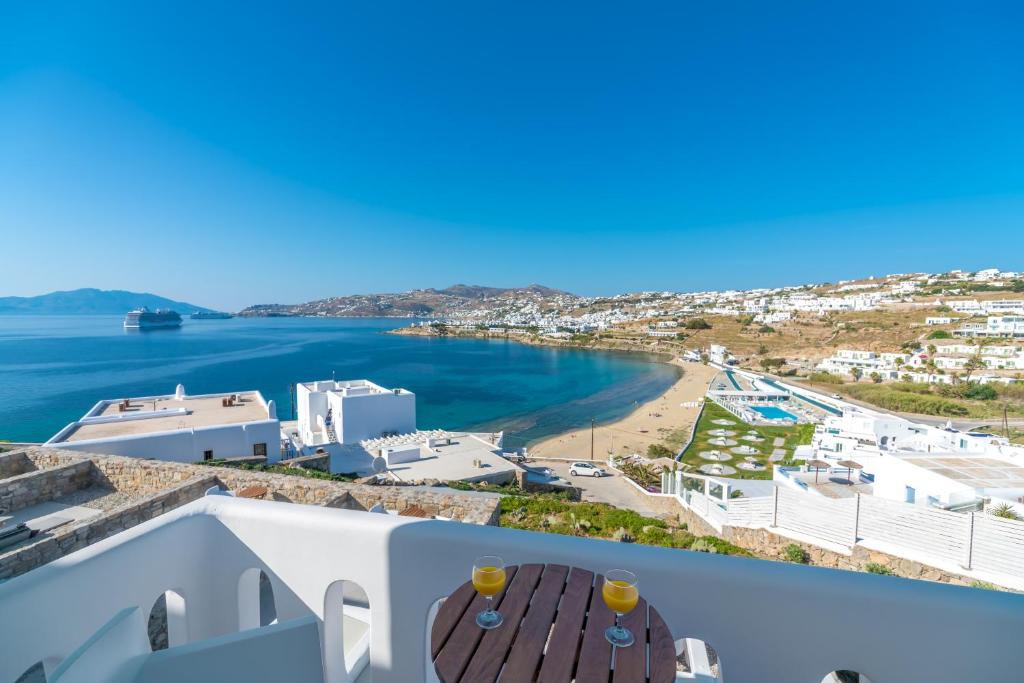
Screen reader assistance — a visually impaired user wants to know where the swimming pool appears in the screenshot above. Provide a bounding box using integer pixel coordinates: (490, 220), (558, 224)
(751, 405), (797, 421)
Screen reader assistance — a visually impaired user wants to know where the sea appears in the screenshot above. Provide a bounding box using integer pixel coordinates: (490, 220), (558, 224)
(0, 316), (680, 448)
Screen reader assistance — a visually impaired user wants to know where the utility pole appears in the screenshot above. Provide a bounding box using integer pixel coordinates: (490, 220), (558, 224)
(590, 418), (596, 461)
(289, 383), (296, 420)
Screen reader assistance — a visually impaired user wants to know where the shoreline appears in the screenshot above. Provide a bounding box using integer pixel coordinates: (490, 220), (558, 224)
(526, 360), (717, 461)
(387, 324), (714, 460)
(387, 324), (685, 358)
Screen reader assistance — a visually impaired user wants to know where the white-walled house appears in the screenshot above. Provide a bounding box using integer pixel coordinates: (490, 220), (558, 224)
(709, 344), (728, 365)
(811, 408), (1024, 509)
(46, 385), (281, 464)
(955, 315), (1024, 338)
(297, 379), (416, 447)
(870, 451), (1024, 510)
(816, 349), (909, 378)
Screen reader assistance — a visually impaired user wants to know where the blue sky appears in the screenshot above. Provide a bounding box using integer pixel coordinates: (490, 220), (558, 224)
(2, 1), (1023, 310)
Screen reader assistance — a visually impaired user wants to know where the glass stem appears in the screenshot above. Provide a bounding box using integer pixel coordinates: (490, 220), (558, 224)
(487, 595), (493, 615)
(615, 613), (622, 634)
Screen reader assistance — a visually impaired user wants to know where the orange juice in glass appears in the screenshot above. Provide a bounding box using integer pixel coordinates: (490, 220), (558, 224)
(602, 569), (638, 647)
(472, 556), (506, 629)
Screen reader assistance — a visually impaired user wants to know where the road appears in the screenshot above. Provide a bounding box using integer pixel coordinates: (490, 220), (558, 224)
(531, 459), (669, 519)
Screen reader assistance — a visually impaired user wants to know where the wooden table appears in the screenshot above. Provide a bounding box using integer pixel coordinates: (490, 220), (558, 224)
(430, 563), (677, 683)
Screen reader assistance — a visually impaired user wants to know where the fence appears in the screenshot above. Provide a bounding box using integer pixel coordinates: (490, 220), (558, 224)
(663, 470), (1024, 585)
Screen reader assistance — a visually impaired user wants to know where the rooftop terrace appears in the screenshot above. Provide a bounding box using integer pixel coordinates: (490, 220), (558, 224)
(893, 453), (1024, 489)
(51, 391), (270, 443)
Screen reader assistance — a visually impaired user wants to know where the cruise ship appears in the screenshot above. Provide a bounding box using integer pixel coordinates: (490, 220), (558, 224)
(190, 311), (233, 320)
(123, 307), (182, 329)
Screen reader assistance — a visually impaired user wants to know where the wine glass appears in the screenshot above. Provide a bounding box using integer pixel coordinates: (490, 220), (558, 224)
(602, 569), (638, 647)
(472, 556), (506, 629)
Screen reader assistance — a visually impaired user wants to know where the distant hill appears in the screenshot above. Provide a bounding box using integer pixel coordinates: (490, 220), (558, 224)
(0, 288), (215, 315)
(237, 284), (574, 318)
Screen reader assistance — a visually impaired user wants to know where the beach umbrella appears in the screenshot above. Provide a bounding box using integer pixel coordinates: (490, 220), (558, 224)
(807, 459), (831, 484)
(837, 459), (862, 484)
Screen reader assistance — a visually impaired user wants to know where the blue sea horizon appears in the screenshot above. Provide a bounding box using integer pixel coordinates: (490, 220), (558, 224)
(0, 315), (679, 448)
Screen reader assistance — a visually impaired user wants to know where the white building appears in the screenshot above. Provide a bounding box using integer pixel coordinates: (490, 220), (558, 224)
(954, 316), (1024, 338)
(812, 408), (1024, 510)
(816, 350), (908, 378)
(297, 379), (416, 447)
(45, 385), (281, 464)
(925, 316), (953, 325)
(709, 344), (728, 365)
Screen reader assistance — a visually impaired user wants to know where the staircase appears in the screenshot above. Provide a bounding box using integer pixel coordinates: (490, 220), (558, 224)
(325, 423), (337, 443)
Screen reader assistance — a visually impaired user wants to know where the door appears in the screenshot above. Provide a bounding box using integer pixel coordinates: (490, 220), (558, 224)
(905, 486), (916, 504)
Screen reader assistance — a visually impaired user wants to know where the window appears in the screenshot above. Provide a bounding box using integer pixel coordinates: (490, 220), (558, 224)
(253, 443), (267, 457)
(203, 450), (213, 461)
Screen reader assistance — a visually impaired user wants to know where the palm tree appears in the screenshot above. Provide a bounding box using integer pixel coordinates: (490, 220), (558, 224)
(850, 367), (863, 382)
(963, 355), (985, 383)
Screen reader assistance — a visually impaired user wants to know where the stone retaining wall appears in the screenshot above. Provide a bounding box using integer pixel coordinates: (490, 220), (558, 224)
(0, 447), (504, 578)
(664, 505), (991, 588)
(14, 447), (502, 525)
(212, 469), (500, 525)
(0, 461), (94, 515)
(0, 451), (32, 479)
(722, 524), (984, 586)
(0, 475), (217, 580)
(284, 452), (331, 472)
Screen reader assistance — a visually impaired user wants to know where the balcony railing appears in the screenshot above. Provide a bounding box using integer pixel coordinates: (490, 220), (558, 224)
(1, 497), (1022, 682)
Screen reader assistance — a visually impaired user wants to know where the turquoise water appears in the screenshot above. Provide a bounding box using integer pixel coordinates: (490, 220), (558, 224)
(0, 316), (679, 448)
(751, 405), (797, 420)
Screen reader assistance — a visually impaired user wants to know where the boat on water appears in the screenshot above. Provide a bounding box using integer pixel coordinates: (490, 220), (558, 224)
(123, 307), (182, 329)
(190, 311), (233, 320)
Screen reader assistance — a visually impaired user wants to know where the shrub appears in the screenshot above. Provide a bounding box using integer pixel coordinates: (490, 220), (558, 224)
(964, 383), (998, 401)
(927, 330), (953, 339)
(611, 527), (636, 543)
(685, 318), (712, 330)
(991, 503), (1021, 520)
(783, 543), (809, 564)
(647, 443), (675, 458)
(844, 385), (969, 416)
(808, 371), (844, 384)
(864, 562), (893, 575)
(970, 580), (1000, 591)
(690, 535), (751, 556)
(197, 460), (359, 482)
(757, 325), (776, 334)
(689, 538), (719, 554)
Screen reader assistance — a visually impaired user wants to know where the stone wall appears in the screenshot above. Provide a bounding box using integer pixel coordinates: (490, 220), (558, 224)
(211, 469), (501, 525)
(24, 448), (83, 471)
(284, 452), (331, 473)
(0, 461), (94, 515)
(0, 450), (32, 479)
(88, 455), (212, 495)
(0, 475), (217, 580)
(721, 524), (984, 586)
(16, 448), (502, 525)
(0, 448), (503, 579)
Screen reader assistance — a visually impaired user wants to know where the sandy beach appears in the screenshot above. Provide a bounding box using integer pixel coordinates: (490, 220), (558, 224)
(528, 360), (718, 461)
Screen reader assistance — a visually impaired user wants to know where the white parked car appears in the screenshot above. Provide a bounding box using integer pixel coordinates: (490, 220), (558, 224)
(569, 462), (608, 477)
